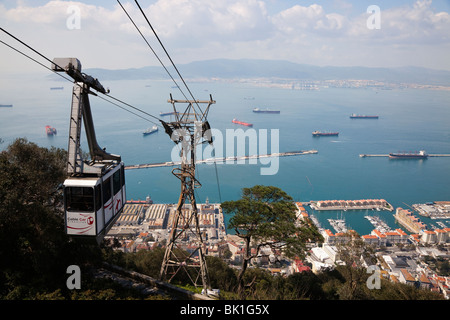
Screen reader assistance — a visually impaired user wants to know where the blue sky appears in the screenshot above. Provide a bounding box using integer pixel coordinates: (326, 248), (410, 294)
(1, 0), (450, 73)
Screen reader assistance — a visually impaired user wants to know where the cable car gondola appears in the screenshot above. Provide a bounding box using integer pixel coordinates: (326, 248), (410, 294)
(52, 57), (126, 244)
(64, 162), (126, 241)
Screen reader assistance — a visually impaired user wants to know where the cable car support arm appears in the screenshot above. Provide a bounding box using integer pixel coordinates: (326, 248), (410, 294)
(52, 58), (121, 176)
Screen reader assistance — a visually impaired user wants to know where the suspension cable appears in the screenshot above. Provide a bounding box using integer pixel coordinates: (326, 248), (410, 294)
(133, 0), (204, 115)
(117, 0), (191, 105)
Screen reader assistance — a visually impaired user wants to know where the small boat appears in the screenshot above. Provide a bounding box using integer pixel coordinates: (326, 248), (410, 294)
(143, 125), (158, 136)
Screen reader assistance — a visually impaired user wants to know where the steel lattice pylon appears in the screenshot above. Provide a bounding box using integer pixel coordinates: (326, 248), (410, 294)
(159, 95), (215, 293)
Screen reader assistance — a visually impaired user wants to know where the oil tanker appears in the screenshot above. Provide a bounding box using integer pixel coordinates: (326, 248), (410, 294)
(389, 150), (428, 159)
(232, 119), (253, 127)
(312, 131), (339, 137)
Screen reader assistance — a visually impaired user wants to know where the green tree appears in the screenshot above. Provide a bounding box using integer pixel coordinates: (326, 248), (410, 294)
(333, 231), (378, 300)
(0, 138), (103, 298)
(221, 185), (322, 298)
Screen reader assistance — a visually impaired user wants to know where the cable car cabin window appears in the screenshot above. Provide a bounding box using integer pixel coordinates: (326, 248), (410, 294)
(113, 170), (121, 195)
(65, 187), (94, 212)
(103, 177), (111, 204)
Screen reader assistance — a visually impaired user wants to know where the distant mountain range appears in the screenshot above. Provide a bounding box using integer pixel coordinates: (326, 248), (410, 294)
(84, 59), (450, 86)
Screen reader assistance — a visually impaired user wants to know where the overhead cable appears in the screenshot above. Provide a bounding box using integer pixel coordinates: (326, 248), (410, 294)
(0, 27), (162, 127)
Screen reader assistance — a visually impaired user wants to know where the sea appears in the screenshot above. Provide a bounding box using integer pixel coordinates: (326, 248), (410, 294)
(1, 72), (450, 236)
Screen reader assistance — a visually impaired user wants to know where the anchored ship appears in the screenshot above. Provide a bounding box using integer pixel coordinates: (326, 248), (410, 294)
(253, 108), (280, 114)
(389, 150), (428, 159)
(312, 131), (339, 137)
(45, 125), (57, 135)
(143, 125), (158, 136)
(350, 113), (379, 119)
(232, 119), (253, 127)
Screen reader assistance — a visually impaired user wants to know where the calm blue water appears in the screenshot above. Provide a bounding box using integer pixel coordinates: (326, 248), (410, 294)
(1, 73), (450, 235)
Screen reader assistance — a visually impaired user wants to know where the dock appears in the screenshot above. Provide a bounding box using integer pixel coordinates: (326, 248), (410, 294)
(328, 218), (348, 233)
(365, 215), (392, 233)
(125, 150), (318, 170)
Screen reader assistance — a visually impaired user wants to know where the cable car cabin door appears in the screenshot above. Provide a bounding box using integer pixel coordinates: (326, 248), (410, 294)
(102, 164), (126, 228)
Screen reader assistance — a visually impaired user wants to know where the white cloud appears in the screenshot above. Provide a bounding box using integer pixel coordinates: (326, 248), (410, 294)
(144, 0), (272, 44)
(0, 0), (449, 73)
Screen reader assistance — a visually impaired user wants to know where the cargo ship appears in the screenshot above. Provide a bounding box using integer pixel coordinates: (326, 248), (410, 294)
(232, 119), (253, 127)
(143, 126), (158, 136)
(45, 125), (57, 135)
(253, 108), (280, 114)
(160, 111), (179, 116)
(350, 113), (379, 119)
(389, 150), (428, 159)
(312, 131), (339, 137)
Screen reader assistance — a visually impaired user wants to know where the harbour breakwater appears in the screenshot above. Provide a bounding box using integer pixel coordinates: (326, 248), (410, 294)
(125, 150), (318, 170)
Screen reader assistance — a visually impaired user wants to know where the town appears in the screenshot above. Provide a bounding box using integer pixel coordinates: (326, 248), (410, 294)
(107, 198), (450, 299)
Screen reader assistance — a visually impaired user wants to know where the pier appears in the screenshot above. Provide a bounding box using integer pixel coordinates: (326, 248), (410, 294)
(328, 218), (348, 233)
(365, 215), (392, 233)
(125, 150), (318, 170)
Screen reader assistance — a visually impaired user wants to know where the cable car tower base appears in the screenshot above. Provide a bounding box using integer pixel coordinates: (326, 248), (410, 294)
(159, 95), (215, 294)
